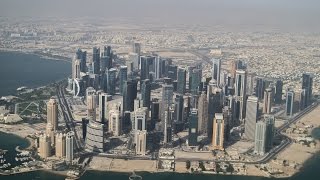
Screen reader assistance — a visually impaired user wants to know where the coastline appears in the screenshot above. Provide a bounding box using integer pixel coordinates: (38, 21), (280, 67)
(0, 48), (71, 63)
(0, 129), (32, 150)
(0, 112), (319, 179)
(0, 50), (71, 98)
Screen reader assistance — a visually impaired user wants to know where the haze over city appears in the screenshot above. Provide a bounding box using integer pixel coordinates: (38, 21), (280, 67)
(1, 0), (320, 180)
(1, 0), (320, 32)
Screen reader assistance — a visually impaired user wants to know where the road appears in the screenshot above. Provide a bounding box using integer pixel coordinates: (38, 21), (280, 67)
(188, 50), (212, 65)
(56, 84), (82, 151)
(277, 102), (319, 133)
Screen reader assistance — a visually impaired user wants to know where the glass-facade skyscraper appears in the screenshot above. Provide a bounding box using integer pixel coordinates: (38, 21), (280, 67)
(302, 73), (313, 108)
(119, 66), (128, 96)
(141, 79), (151, 109)
(177, 68), (186, 94)
(188, 109), (198, 146)
(286, 90), (295, 116)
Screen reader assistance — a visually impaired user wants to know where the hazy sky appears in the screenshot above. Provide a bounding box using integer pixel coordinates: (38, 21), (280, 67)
(1, 0), (320, 31)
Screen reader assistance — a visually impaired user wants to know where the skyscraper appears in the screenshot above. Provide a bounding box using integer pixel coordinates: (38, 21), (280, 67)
(207, 88), (223, 141)
(177, 68), (186, 94)
(86, 121), (106, 153)
(302, 73), (313, 108)
(47, 98), (58, 132)
(264, 115), (275, 151)
(274, 79), (283, 104)
(245, 96), (259, 141)
(55, 133), (66, 158)
(100, 55), (109, 74)
(103, 46), (112, 57)
(76, 49), (87, 73)
(134, 108), (147, 131)
(108, 109), (121, 136)
(254, 120), (267, 155)
(92, 47), (100, 74)
(263, 88), (273, 114)
(101, 46), (113, 71)
(135, 130), (147, 156)
(255, 77), (265, 100)
(86, 87), (96, 97)
(188, 109), (198, 146)
(189, 68), (202, 95)
(132, 42), (141, 56)
(140, 56), (156, 80)
(134, 98), (143, 112)
(222, 106), (231, 142)
(197, 91), (208, 134)
(174, 95), (184, 122)
(154, 56), (162, 80)
(286, 90), (295, 117)
(300, 89), (306, 111)
(163, 107), (174, 145)
(119, 66), (128, 96)
(212, 113), (225, 150)
(247, 73), (255, 96)
(161, 84), (174, 123)
(231, 60), (246, 78)
(129, 52), (140, 70)
(39, 133), (51, 159)
(212, 58), (221, 86)
(123, 79), (138, 112)
(168, 65), (178, 81)
(235, 69), (247, 121)
(66, 131), (74, 163)
(45, 123), (54, 147)
(254, 115), (274, 155)
(87, 93), (97, 121)
(98, 93), (108, 123)
(151, 100), (160, 131)
(106, 68), (117, 95)
(72, 58), (81, 80)
(141, 79), (151, 109)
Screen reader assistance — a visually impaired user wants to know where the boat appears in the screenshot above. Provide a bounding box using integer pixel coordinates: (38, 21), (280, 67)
(65, 177), (79, 180)
(129, 171), (142, 180)
(0, 158), (6, 163)
(17, 86), (27, 91)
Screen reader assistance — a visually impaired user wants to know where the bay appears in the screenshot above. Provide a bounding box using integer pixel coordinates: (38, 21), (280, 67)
(0, 51), (71, 97)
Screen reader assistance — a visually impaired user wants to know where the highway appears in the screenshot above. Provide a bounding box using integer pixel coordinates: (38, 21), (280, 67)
(277, 101), (319, 133)
(188, 50), (212, 65)
(56, 84), (83, 151)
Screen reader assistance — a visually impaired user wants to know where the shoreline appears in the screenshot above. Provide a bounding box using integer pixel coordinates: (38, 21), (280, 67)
(0, 48), (71, 63)
(1, 106), (319, 179)
(0, 168), (68, 177)
(0, 130), (32, 150)
(1, 122), (318, 179)
(0, 78), (68, 100)
(0, 49), (71, 98)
